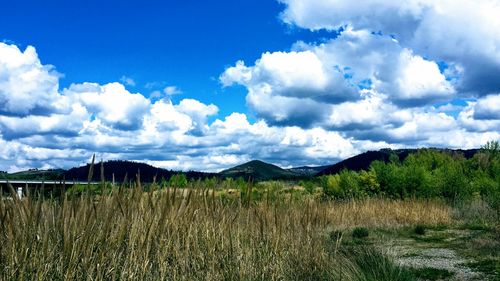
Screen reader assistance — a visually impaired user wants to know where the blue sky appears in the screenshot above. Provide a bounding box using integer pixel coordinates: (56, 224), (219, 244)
(0, 0), (499, 172)
(0, 0), (332, 119)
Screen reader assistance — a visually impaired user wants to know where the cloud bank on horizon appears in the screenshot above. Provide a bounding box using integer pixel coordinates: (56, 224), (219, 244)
(1, 0), (499, 172)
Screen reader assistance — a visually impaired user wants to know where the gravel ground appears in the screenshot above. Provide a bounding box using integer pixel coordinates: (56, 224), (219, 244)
(382, 233), (486, 281)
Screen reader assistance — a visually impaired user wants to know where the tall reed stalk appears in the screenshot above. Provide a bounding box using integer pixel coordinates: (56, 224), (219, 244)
(0, 183), (450, 280)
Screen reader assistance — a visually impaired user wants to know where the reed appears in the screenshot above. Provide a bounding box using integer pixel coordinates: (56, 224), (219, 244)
(0, 184), (450, 280)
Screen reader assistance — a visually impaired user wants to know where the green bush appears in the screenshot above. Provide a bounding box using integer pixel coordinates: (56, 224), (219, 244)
(370, 160), (404, 198)
(66, 183), (112, 196)
(317, 141), (500, 211)
(338, 170), (365, 198)
(329, 230), (343, 241)
(348, 246), (416, 281)
(299, 180), (316, 194)
(168, 174), (188, 188)
(352, 227), (369, 239)
(319, 174), (342, 199)
(414, 225), (426, 235)
(358, 169), (380, 195)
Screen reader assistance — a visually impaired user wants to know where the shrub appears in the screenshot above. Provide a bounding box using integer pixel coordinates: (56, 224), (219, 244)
(348, 246), (416, 281)
(352, 227), (369, 238)
(411, 267), (454, 281)
(414, 224), (426, 235)
(299, 180), (316, 194)
(338, 170), (364, 198)
(168, 174), (188, 188)
(329, 230), (343, 241)
(320, 174), (342, 199)
(358, 169), (380, 195)
(370, 160), (404, 198)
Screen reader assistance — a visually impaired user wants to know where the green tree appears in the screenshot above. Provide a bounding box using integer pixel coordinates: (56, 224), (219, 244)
(319, 174), (342, 199)
(168, 174), (188, 188)
(370, 160), (403, 198)
(338, 170), (364, 198)
(358, 169), (380, 195)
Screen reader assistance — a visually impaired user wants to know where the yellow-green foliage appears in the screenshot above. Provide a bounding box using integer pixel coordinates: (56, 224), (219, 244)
(315, 141), (500, 215)
(358, 169), (380, 194)
(320, 174), (342, 197)
(168, 173), (188, 188)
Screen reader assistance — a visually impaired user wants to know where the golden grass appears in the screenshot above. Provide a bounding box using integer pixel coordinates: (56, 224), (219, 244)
(0, 186), (451, 280)
(324, 198), (452, 229)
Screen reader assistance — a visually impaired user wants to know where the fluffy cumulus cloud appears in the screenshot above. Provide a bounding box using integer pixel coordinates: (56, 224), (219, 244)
(279, 0), (500, 95)
(0, 43), (60, 116)
(219, 0), (499, 159)
(472, 94), (500, 121)
(0, 42), (373, 172)
(458, 94), (500, 132)
(222, 28), (455, 126)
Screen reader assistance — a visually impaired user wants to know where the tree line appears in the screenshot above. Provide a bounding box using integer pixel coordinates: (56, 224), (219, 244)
(310, 141), (500, 213)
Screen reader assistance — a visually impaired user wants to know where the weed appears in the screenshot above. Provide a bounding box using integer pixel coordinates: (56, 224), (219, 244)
(352, 227), (370, 238)
(466, 259), (500, 278)
(413, 235), (446, 243)
(461, 222), (493, 231)
(348, 246), (416, 281)
(329, 230), (343, 241)
(410, 267), (454, 280)
(414, 224), (426, 235)
(425, 224), (448, 231)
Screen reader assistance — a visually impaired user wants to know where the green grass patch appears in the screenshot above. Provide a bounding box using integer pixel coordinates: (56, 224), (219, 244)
(414, 224), (426, 235)
(352, 227), (370, 239)
(401, 251), (421, 258)
(466, 259), (500, 278)
(328, 230), (343, 242)
(410, 267), (454, 281)
(346, 246), (416, 281)
(425, 224), (449, 231)
(412, 234), (447, 244)
(461, 222), (493, 231)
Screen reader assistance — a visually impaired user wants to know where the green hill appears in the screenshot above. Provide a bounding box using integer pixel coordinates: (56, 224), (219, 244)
(3, 169), (65, 181)
(219, 160), (300, 181)
(287, 165), (331, 176)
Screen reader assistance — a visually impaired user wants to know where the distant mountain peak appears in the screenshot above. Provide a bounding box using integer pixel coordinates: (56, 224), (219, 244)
(219, 160), (300, 181)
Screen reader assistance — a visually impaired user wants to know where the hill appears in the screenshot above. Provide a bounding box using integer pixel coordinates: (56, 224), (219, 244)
(64, 160), (215, 182)
(317, 148), (479, 176)
(219, 160), (301, 181)
(287, 165), (331, 176)
(2, 169), (65, 181)
(2, 148), (482, 182)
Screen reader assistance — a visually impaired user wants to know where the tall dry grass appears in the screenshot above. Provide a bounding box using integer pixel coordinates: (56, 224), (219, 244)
(0, 184), (451, 280)
(324, 198), (452, 229)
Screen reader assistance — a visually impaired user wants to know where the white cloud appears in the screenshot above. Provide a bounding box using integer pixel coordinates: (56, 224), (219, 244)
(120, 76), (136, 87)
(280, 0), (500, 95)
(164, 85), (182, 95)
(327, 93), (397, 130)
(175, 99), (218, 134)
(390, 49), (454, 105)
(222, 49), (359, 104)
(64, 82), (151, 130)
(472, 94), (500, 120)
(0, 43), (60, 116)
(458, 95), (500, 132)
(0, 103), (89, 140)
(222, 29), (455, 128)
(0, 32), (499, 173)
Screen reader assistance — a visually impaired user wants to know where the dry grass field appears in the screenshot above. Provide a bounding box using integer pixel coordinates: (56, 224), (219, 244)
(0, 182), (470, 281)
